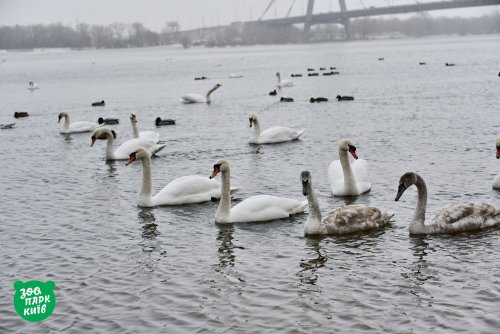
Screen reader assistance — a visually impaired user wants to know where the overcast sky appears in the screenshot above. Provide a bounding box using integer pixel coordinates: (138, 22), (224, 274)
(1, 0), (498, 31)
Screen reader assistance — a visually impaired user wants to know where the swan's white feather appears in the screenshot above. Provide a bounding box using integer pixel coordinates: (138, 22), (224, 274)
(328, 158), (371, 196)
(251, 126), (304, 144)
(180, 94), (206, 103)
(227, 195), (307, 223)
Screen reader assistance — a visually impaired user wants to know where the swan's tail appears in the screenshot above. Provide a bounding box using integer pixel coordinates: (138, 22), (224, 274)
(291, 200), (309, 214)
(229, 186), (240, 194)
(152, 144), (167, 156)
(296, 129), (305, 139)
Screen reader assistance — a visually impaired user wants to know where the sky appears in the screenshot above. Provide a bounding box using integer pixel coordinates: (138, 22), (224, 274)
(0, 0), (498, 32)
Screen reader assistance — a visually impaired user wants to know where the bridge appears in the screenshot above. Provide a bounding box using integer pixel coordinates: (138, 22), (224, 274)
(257, 0), (500, 39)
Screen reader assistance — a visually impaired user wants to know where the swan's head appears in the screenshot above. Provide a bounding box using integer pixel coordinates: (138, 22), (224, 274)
(130, 113), (138, 123)
(126, 147), (149, 166)
(496, 136), (500, 159)
(155, 117), (161, 126)
(91, 128), (115, 146)
(395, 172), (418, 201)
(339, 138), (358, 159)
(213, 83), (222, 91)
(336, 95), (342, 100)
(57, 112), (67, 123)
(97, 117), (104, 124)
(300, 171), (311, 196)
(276, 72), (281, 77)
(248, 113), (257, 127)
(210, 160), (229, 179)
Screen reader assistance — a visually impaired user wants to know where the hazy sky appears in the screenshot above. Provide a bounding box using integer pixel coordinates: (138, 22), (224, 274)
(0, 0), (498, 31)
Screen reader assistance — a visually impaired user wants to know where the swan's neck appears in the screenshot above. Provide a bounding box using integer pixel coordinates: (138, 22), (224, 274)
(105, 133), (115, 160)
(139, 155), (153, 205)
(63, 115), (70, 130)
(339, 148), (358, 194)
(304, 181), (324, 234)
(276, 74), (281, 85)
(410, 175), (428, 234)
(206, 87), (218, 102)
(131, 120), (139, 138)
(251, 119), (261, 141)
(216, 169), (232, 222)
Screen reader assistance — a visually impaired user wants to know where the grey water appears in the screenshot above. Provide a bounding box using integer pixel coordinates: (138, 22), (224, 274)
(1, 35), (500, 333)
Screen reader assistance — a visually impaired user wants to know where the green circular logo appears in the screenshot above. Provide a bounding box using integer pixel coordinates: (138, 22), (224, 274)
(13, 280), (56, 322)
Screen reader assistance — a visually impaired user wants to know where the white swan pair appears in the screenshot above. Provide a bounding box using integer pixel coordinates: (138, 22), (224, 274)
(91, 128), (165, 161)
(180, 83), (221, 103)
(126, 148), (239, 206)
(276, 72), (293, 88)
(328, 138), (371, 196)
(493, 136), (500, 189)
(210, 160), (307, 223)
(129, 113), (160, 143)
(301, 171), (393, 235)
(248, 114), (304, 144)
(396, 172), (500, 234)
(58, 112), (102, 134)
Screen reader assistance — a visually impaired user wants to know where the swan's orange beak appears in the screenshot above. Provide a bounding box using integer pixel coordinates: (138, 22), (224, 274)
(91, 136), (96, 147)
(126, 155), (136, 166)
(349, 149), (358, 159)
(210, 169), (219, 179)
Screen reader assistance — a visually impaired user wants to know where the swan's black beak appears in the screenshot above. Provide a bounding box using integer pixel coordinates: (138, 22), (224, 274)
(496, 146), (500, 159)
(91, 136), (96, 147)
(249, 120), (252, 128)
(395, 184), (407, 201)
(302, 181), (308, 196)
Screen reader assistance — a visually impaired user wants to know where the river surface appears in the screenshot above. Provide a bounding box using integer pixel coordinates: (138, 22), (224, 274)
(1, 35), (500, 333)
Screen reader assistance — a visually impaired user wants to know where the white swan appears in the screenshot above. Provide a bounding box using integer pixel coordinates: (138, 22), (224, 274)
(395, 172), (500, 234)
(27, 81), (40, 90)
(493, 136), (500, 189)
(180, 83), (221, 104)
(276, 72), (293, 88)
(126, 147), (239, 207)
(91, 128), (165, 161)
(210, 160), (307, 223)
(328, 138), (371, 196)
(58, 112), (102, 134)
(248, 113), (305, 144)
(129, 113), (160, 143)
(301, 171), (392, 235)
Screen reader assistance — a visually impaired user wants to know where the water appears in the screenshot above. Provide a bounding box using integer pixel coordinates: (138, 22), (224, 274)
(1, 35), (500, 333)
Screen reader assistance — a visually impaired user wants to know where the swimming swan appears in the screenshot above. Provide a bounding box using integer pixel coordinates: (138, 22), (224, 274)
(301, 171), (392, 235)
(91, 128), (165, 161)
(210, 160), (307, 223)
(126, 147), (239, 207)
(328, 138), (371, 196)
(130, 113), (160, 143)
(493, 137), (500, 189)
(58, 112), (102, 134)
(276, 72), (294, 88)
(395, 172), (500, 234)
(180, 83), (221, 104)
(248, 113), (304, 144)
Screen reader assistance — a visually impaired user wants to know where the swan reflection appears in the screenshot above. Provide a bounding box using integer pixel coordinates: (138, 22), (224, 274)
(297, 238), (327, 285)
(214, 224), (242, 270)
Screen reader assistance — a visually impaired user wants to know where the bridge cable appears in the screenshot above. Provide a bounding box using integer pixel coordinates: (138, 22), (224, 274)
(259, 0), (277, 21)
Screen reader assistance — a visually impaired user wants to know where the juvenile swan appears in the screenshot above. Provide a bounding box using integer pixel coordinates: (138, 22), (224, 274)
(301, 171), (392, 235)
(210, 160), (307, 223)
(126, 147), (238, 207)
(180, 83), (221, 103)
(493, 136), (500, 189)
(248, 113), (304, 144)
(328, 138), (371, 196)
(395, 172), (500, 234)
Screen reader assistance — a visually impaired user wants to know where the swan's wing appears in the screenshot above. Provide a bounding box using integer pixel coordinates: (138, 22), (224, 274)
(114, 138), (156, 160)
(493, 174), (500, 189)
(153, 175), (221, 205)
(431, 202), (500, 230)
(259, 126), (304, 143)
(351, 159), (371, 193)
(328, 160), (344, 192)
(68, 121), (99, 133)
(139, 131), (160, 143)
(230, 195), (307, 223)
(180, 94), (205, 103)
(322, 204), (393, 234)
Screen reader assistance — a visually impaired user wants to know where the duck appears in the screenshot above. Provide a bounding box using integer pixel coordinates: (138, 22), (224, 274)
(269, 89), (277, 96)
(323, 71), (339, 76)
(27, 81), (39, 90)
(209, 160), (307, 223)
(1, 123), (15, 129)
(319, 67), (326, 70)
(493, 136), (500, 189)
(328, 138), (371, 196)
(307, 68), (315, 71)
(130, 113), (160, 143)
(445, 62), (456, 67)
(97, 117), (119, 125)
(95, 129), (117, 140)
(308, 73), (319, 77)
(248, 113), (304, 144)
(291, 74), (302, 77)
(194, 76), (207, 80)
(180, 83), (221, 104)
(330, 67), (337, 70)
(301, 171), (392, 235)
(310, 97), (328, 103)
(91, 100), (105, 107)
(276, 72), (294, 88)
(280, 97), (294, 102)
(125, 147), (239, 207)
(91, 128), (165, 161)
(378, 57), (384, 61)
(419, 62), (427, 65)
(336, 95), (354, 101)
(14, 112), (29, 118)
(155, 117), (176, 126)
(58, 112), (102, 134)
(395, 172), (500, 234)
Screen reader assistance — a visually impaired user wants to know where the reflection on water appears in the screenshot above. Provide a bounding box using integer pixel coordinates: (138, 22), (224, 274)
(139, 208), (159, 242)
(214, 224), (241, 270)
(105, 160), (118, 177)
(297, 237), (327, 285)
